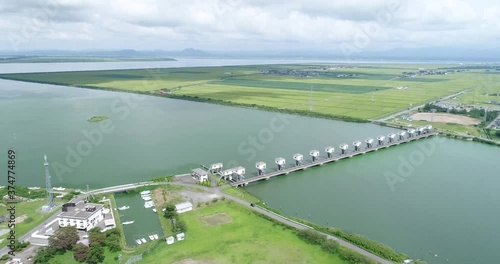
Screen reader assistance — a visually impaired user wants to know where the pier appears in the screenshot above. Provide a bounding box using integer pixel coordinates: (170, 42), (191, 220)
(231, 129), (437, 187)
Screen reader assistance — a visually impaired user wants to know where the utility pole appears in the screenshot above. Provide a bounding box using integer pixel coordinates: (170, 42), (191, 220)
(308, 85), (314, 112)
(44, 155), (54, 211)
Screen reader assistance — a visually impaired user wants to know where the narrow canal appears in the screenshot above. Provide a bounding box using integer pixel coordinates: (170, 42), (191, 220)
(114, 192), (163, 247)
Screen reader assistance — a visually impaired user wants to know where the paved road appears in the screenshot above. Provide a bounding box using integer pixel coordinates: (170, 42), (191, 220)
(375, 88), (472, 122)
(0, 195), (87, 256)
(1, 181), (393, 264)
(487, 112), (500, 129)
(169, 182), (393, 264)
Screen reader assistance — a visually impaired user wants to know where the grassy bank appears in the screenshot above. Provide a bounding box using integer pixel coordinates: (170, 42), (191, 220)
(140, 201), (349, 263)
(223, 186), (408, 262)
(0, 64), (491, 120)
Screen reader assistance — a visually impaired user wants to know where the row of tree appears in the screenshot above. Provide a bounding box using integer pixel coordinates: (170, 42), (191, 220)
(35, 226), (121, 264)
(163, 203), (187, 233)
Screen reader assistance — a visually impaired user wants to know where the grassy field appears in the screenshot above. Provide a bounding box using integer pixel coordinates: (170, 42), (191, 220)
(221, 187), (261, 204)
(393, 118), (482, 137)
(140, 201), (348, 264)
(0, 199), (58, 249)
(49, 247), (122, 264)
(0, 64), (497, 120)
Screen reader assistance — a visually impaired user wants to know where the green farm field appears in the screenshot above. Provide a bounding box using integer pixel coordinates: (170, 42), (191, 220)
(443, 72), (500, 110)
(1, 64), (497, 120)
(140, 201), (348, 264)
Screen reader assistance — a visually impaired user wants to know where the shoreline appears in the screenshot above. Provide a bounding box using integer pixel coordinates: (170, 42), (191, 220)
(4, 75), (499, 148)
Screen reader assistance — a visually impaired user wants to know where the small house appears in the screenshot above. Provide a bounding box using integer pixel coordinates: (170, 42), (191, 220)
(176, 233), (185, 241)
(166, 236), (175, 245)
(175, 202), (193, 214)
(191, 168), (208, 182)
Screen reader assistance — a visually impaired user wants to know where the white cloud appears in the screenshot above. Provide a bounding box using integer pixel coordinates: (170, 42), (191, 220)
(0, 0), (498, 52)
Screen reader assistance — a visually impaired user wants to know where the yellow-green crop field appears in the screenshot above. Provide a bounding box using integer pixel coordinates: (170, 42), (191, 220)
(1, 64), (498, 120)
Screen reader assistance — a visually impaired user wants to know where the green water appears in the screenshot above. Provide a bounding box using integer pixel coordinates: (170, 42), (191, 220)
(0, 79), (394, 188)
(114, 192), (163, 247)
(246, 138), (500, 264)
(1, 79), (499, 263)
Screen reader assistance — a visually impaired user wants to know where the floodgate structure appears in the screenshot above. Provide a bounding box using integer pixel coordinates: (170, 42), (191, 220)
(200, 125), (436, 187)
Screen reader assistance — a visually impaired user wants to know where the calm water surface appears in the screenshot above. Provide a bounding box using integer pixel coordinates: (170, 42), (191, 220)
(1, 61), (498, 263)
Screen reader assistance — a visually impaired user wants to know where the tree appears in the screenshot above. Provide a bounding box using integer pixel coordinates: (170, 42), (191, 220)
(72, 243), (89, 262)
(89, 231), (106, 246)
(163, 203), (177, 219)
(321, 239), (339, 254)
(174, 218), (187, 233)
(34, 247), (56, 263)
(107, 238), (121, 252)
(48, 226), (79, 251)
(88, 227), (102, 235)
(104, 228), (121, 252)
(86, 243), (105, 264)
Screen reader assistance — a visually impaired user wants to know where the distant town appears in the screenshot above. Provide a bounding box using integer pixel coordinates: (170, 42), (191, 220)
(260, 65), (366, 78)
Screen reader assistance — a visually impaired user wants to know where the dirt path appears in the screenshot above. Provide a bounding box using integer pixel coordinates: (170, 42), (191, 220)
(411, 113), (480, 125)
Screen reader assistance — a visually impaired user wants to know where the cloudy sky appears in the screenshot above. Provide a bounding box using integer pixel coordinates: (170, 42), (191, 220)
(0, 0), (499, 52)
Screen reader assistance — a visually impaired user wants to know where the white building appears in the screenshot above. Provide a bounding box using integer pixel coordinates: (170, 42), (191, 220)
(176, 232), (185, 241)
(58, 202), (105, 231)
(191, 168), (208, 182)
(175, 202), (193, 214)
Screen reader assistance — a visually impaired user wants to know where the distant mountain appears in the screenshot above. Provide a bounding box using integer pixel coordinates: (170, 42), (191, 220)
(0, 48), (211, 58)
(178, 48), (209, 57)
(1, 47), (498, 61)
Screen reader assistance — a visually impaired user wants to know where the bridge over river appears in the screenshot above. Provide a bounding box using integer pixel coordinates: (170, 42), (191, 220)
(230, 127), (436, 187)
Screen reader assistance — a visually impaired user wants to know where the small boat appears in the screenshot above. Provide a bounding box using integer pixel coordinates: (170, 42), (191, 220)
(143, 197), (152, 201)
(153, 234), (159, 240)
(141, 238), (147, 243)
(136, 239), (142, 245)
(122, 221), (134, 225)
(140, 190), (151, 195)
(152, 208), (157, 213)
(162, 208), (166, 212)
(149, 235), (155, 240)
(118, 206), (130, 210)
(144, 201), (154, 208)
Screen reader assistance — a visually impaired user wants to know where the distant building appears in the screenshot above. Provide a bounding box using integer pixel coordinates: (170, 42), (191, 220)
(191, 168), (208, 182)
(175, 202), (193, 214)
(58, 202), (105, 231)
(401, 115), (413, 121)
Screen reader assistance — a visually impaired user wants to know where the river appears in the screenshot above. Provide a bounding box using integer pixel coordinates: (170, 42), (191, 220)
(0, 60), (498, 263)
